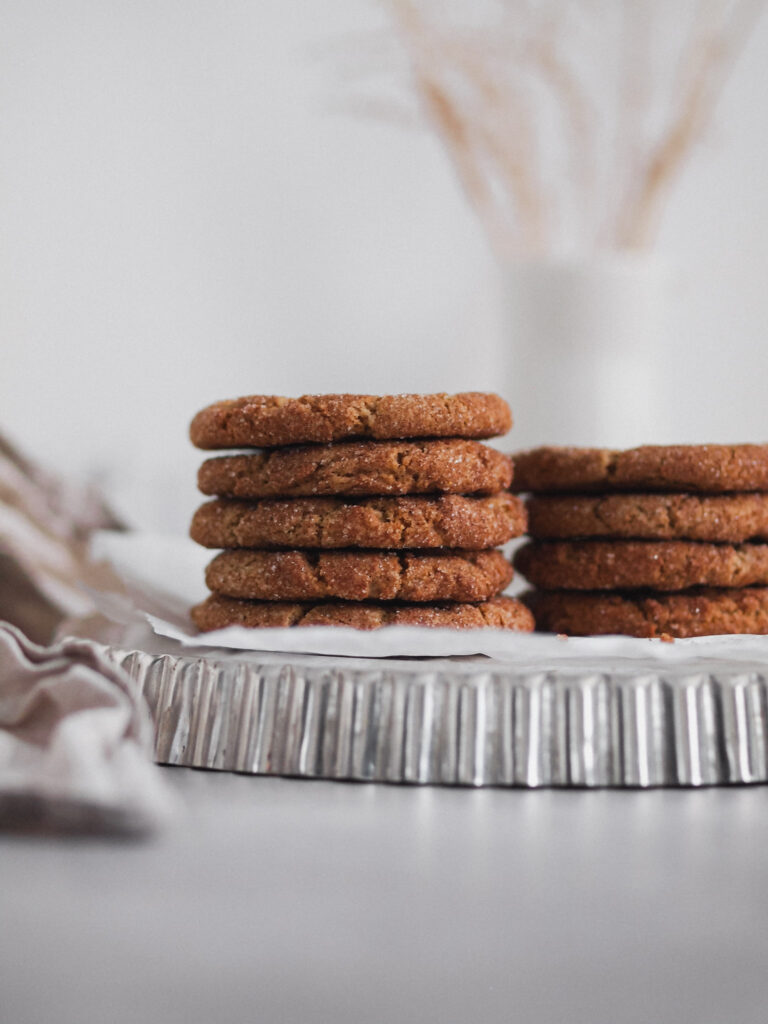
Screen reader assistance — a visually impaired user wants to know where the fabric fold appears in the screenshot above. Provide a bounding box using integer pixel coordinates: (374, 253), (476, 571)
(0, 622), (173, 835)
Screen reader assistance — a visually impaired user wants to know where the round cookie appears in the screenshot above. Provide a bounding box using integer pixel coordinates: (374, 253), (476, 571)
(190, 392), (511, 449)
(198, 440), (513, 499)
(526, 493), (768, 543)
(191, 493), (526, 550)
(191, 594), (535, 631)
(511, 444), (768, 494)
(205, 549), (513, 603)
(515, 540), (768, 591)
(524, 588), (768, 638)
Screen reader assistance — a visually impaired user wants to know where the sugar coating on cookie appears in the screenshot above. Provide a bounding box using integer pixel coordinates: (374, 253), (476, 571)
(512, 444), (768, 494)
(191, 594), (535, 631)
(515, 539), (768, 591)
(526, 492), (768, 543)
(525, 587), (768, 638)
(205, 548), (513, 603)
(191, 493), (526, 550)
(190, 392), (512, 449)
(198, 440), (513, 499)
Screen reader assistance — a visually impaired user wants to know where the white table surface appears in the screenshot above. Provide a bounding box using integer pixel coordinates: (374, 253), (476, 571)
(3, 770), (768, 1024)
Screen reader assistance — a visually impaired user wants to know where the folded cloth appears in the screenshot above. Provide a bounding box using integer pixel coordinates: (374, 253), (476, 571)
(0, 622), (173, 835)
(0, 429), (124, 644)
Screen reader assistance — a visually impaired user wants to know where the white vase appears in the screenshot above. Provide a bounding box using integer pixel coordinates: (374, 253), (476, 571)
(502, 257), (671, 451)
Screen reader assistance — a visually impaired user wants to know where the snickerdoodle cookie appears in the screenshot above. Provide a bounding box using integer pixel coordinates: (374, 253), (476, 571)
(515, 539), (768, 591)
(205, 548), (513, 603)
(512, 445), (768, 494)
(198, 440), (513, 499)
(524, 587), (768, 638)
(191, 493), (525, 550)
(190, 392), (511, 449)
(191, 593), (534, 631)
(526, 492), (768, 543)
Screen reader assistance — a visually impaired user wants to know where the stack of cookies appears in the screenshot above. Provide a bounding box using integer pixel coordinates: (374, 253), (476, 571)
(512, 444), (768, 638)
(188, 393), (534, 632)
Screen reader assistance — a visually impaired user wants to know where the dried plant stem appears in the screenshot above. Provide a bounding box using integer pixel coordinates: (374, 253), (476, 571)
(528, 25), (596, 227)
(616, 0), (764, 248)
(370, 0), (764, 254)
(448, 39), (548, 252)
(609, 0), (652, 247)
(389, 0), (508, 250)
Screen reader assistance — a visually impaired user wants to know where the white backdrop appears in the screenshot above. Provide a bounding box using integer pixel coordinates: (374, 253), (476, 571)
(2, 1), (768, 530)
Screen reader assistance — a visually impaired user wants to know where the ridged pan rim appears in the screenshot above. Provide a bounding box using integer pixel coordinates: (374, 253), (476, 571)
(106, 645), (768, 788)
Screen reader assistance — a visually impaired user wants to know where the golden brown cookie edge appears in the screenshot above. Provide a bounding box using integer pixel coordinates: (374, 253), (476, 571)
(197, 439), (513, 499)
(524, 587), (768, 638)
(191, 594), (534, 631)
(190, 392), (512, 449)
(526, 492), (768, 543)
(190, 493), (527, 549)
(204, 548), (514, 603)
(515, 539), (768, 591)
(512, 444), (768, 494)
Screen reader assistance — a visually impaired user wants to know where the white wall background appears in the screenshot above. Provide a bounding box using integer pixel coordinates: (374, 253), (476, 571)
(2, 1), (768, 530)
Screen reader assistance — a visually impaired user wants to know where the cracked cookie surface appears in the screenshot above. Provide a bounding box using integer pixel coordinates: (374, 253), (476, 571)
(511, 445), (768, 494)
(515, 540), (768, 590)
(198, 440), (513, 498)
(191, 493), (526, 550)
(525, 588), (768, 638)
(191, 594), (534, 631)
(205, 548), (513, 602)
(190, 392), (511, 448)
(526, 492), (768, 542)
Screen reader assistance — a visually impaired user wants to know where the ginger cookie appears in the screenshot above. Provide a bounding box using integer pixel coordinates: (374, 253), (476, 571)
(191, 493), (526, 550)
(190, 392), (511, 449)
(205, 548), (513, 603)
(512, 444), (768, 494)
(191, 594), (534, 631)
(526, 493), (768, 543)
(515, 540), (768, 591)
(198, 440), (513, 499)
(524, 588), (768, 638)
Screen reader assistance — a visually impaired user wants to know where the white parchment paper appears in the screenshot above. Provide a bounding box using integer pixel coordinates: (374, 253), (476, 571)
(89, 530), (768, 666)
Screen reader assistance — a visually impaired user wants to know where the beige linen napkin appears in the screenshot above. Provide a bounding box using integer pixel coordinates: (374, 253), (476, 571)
(0, 621), (173, 834)
(0, 430), (122, 644)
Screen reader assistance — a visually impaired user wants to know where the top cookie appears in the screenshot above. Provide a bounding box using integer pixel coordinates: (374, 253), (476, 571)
(511, 445), (768, 494)
(190, 392), (511, 449)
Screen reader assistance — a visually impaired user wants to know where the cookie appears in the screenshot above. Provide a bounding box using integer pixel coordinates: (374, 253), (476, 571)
(524, 588), (768, 638)
(190, 493), (526, 550)
(190, 392), (511, 449)
(512, 444), (768, 494)
(526, 493), (768, 543)
(198, 440), (513, 499)
(191, 594), (535, 631)
(205, 548), (513, 603)
(515, 540), (768, 591)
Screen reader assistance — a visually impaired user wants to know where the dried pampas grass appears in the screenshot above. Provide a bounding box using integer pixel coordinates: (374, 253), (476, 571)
(343, 0), (764, 255)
